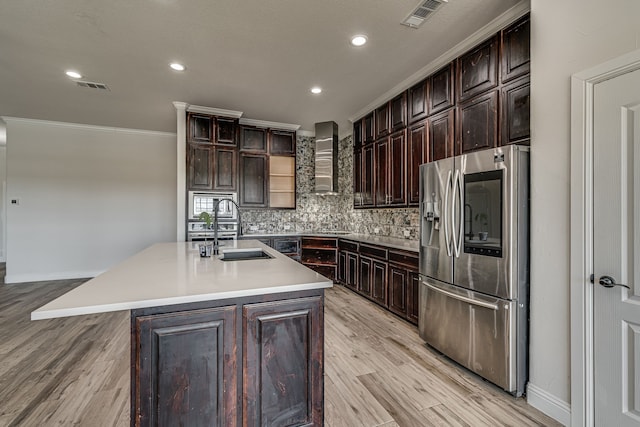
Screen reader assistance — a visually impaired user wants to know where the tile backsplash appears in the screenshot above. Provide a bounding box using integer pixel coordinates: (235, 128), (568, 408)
(241, 134), (419, 240)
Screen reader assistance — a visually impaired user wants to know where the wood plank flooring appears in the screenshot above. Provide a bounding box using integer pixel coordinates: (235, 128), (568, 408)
(0, 270), (560, 426)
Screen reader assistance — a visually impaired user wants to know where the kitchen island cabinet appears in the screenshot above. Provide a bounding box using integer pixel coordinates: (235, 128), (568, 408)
(32, 241), (332, 427)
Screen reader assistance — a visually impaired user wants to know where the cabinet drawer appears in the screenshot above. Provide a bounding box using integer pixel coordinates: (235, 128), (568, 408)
(301, 248), (337, 264)
(388, 250), (419, 270)
(339, 240), (359, 252)
(273, 237), (300, 255)
(302, 237), (337, 248)
(359, 244), (387, 260)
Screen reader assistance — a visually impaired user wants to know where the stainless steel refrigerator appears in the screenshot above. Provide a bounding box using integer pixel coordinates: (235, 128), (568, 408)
(418, 145), (529, 396)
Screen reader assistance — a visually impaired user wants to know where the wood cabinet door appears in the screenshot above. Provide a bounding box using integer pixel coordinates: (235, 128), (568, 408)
(358, 256), (372, 297)
(361, 144), (375, 207)
(134, 306), (238, 427)
(501, 14), (530, 83)
(269, 130), (296, 155)
(363, 112), (375, 144)
(388, 129), (407, 207)
(346, 252), (359, 291)
(458, 90), (498, 154)
(353, 146), (363, 208)
(353, 119), (363, 148)
(501, 76), (530, 145)
(388, 266), (408, 317)
(407, 272), (420, 325)
(216, 117), (237, 145)
(239, 126), (267, 152)
(408, 79), (428, 123)
(239, 153), (268, 207)
(337, 251), (346, 284)
(187, 143), (213, 190)
(375, 136), (389, 207)
(429, 108), (455, 161)
(188, 113), (214, 143)
(390, 92), (407, 131)
(213, 147), (236, 191)
(429, 62), (455, 115)
(408, 120), (428, 206)
(457, 35), (498, 103)
(375, 102), (390, 139)
(371, 259), (388, 307)
(243, 297), (324, 427)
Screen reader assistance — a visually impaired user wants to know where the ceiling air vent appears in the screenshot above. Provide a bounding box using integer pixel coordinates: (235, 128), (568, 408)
(76, 81), (110, 91)
(402, 0), (448, 29)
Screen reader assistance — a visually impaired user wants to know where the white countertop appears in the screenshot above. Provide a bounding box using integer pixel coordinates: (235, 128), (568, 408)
(31, 240), (333, 321)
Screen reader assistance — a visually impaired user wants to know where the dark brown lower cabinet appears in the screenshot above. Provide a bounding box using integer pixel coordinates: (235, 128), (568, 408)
(244, 297), (323, 426)
(301, 237), (337, 281)
(131, 290), (325, 427)
(338, 240), (419, 326)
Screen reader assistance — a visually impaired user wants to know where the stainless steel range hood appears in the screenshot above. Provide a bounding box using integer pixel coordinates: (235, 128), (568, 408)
(314, 121), (339, 194)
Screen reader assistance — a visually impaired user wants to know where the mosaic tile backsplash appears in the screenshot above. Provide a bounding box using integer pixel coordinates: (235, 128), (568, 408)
(241, 135), (419, 240)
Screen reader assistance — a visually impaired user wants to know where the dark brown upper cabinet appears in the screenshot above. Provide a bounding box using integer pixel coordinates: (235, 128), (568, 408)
(269, 130), (296, 155)
(375, 130), (407, 207)
(501, 14), (530, 83)
(408, 119), (428, 206)
(187, 143), (213, 190)
(429, 63), (455, 115)
(429, 109), (455, 161)
(408, 79), (428, 124)
(353, 146), (363, 207)
(457, 35), (499, 103)
(239, 126), (267, 152)
(375, 102), (390, 139)
(188, 113), (214, 144)
(216, 117), (237, 145)
(458, 90), (498, 154)
(361, 144), (375, 207)
(363, 112), (375, 144)
(353, 119), (363, 148)
(501, 75), (530, 146)
(239, 153), (268, 207)
(390, 92), (407, 132)
(213, 147), (236, 191)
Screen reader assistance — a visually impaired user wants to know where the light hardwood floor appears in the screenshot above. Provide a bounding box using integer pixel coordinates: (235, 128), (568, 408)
(0, 270), (560, 426)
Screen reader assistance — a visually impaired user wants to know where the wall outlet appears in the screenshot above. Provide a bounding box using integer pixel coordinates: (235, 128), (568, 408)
(403, 230), (411, 237)
(11, 199), (19, 205)
(249, 225), (258, 231)
(284, 224), (291, 230)
(374, 227), (380, 234)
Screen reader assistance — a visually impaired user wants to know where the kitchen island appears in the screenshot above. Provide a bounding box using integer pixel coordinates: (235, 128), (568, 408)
(32, 240), (333, 427)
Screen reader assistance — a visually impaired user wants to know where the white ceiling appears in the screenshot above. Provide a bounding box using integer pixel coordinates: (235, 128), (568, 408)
(0, 0), (525, 136)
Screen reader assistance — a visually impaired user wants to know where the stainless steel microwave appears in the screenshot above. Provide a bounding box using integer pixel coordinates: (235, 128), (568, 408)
(188, 192), (238, 221)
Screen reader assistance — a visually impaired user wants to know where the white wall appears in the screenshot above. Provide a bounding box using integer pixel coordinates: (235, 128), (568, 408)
(3, 118), (176, 283)
(0, 120), (6, 262)
(528, 0), (640, 423)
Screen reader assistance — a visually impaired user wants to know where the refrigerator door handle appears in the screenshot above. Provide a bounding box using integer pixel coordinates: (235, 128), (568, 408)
(453, 169), (463, 258)
(423, 281), (499, 311)
(444, 170), (452, 257)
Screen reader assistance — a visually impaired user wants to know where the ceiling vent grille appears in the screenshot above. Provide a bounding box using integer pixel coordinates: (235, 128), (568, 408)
(76, 81), (110, 91)
(402, 0), (447, 29)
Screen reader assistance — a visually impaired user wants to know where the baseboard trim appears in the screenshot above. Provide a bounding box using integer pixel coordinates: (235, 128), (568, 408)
(4, 270), (104, 284)
(527, 382), (571, 426)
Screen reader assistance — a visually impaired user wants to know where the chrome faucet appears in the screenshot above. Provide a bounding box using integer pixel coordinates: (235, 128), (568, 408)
(212, 198), (243, 255)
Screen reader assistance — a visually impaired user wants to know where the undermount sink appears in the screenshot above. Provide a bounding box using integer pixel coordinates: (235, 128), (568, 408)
(219, 248), (273, 261)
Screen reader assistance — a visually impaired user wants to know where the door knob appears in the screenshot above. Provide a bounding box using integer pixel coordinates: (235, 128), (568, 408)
(598, 275), (630, 290)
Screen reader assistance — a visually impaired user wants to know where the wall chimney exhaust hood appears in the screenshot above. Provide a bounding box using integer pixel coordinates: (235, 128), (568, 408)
(314, 121), (339, 194)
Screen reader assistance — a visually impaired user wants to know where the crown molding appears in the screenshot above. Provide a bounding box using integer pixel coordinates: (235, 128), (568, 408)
(185, 104), (244, 119)
(0, 117), (176, 137)
(297, 129), (315, 137)
(238, 118), (300, 131)
(349, 0), (531, 123)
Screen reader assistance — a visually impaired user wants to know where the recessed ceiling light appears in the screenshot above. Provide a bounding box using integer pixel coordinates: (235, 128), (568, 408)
(65, 70), (82, 79)
(311, 87), (322, 94)
(170, 63), (186, 71)
(350, 35), (368, 47)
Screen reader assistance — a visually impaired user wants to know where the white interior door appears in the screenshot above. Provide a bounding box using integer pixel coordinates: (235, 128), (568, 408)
(593, 67), (640, 425)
